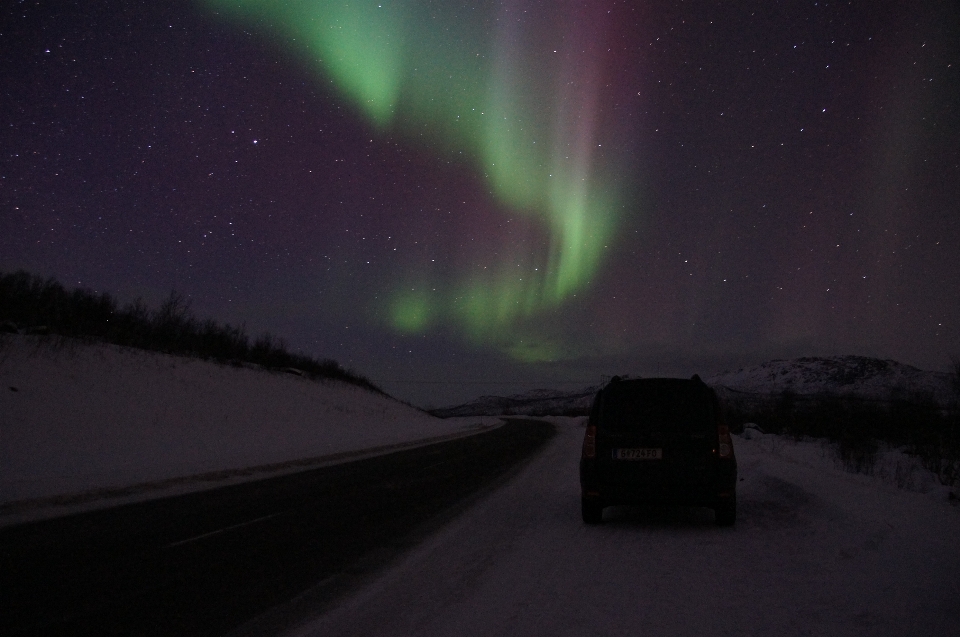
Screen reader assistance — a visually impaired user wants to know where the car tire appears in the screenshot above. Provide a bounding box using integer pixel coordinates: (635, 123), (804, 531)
(714, 495), (736, 527)
(582, 497), (603, 524)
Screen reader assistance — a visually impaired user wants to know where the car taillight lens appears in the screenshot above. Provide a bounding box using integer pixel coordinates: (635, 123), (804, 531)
(582, 424), (597, 459)
(718, 424), (732, 458)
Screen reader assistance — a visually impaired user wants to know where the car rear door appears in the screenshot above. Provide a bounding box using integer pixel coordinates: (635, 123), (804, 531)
(596, 381), (717, 491)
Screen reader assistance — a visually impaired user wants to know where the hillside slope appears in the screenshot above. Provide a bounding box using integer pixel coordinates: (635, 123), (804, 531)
(706, 355), (955, 404)
(434, 356), (957, 419)
(431, 387), (599, 418)
(0, 335), (481, 509)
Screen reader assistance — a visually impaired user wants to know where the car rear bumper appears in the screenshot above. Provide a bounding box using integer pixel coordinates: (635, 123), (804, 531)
(580, 458), (736, 507)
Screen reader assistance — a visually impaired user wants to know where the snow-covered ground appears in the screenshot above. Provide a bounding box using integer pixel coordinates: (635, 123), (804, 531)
(740, 425), (950, 495)
(256, 417), (960, 637)
(5, 334), (958, 634)
(0, 335), (490, 519)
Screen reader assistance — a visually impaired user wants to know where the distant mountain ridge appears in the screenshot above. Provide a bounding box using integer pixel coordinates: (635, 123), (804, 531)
(433, 356), (958, 417)
(430, 386), (599, 418)
(706, 355), (955, 405)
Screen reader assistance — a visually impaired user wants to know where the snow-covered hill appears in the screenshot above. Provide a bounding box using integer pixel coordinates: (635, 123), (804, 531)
(0, 335), (487, 518)
(706, 355), (956, 404)
(434, 356), (958, 418)
(431, 386), (599, 418)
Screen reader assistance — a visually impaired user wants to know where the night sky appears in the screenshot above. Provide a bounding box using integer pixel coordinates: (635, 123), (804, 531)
(3, 1), (959, 407)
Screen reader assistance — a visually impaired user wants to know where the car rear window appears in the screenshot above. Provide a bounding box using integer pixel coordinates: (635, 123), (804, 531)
(599, 380), (715, 434)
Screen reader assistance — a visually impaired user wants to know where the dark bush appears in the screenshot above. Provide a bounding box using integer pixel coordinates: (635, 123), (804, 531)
(722, 388), (959, 486)
(837, 435), (879, 474)
(0, 270), (382, 394)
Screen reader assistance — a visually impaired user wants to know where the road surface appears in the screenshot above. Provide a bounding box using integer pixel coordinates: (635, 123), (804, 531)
(0, 419), (553, 636)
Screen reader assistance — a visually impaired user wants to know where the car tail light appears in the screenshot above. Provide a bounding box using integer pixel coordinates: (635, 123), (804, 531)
(718, 424), (732, 458)
(582, 424), (597, 459)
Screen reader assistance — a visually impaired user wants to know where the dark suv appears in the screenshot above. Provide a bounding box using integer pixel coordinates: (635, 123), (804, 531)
(579, 375), (737, 526)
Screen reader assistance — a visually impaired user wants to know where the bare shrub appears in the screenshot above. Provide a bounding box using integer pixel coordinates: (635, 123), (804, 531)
(837, 437), (879, 475)
(0, 269), (383, 394)
(720, 386), (958, 484)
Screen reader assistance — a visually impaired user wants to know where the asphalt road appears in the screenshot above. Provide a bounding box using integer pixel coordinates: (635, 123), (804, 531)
(0, 418), (555, 637)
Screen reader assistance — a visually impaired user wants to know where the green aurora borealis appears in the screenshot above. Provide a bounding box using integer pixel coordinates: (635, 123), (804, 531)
(5, 0), (959, 405)
(200, 0), (631, 359)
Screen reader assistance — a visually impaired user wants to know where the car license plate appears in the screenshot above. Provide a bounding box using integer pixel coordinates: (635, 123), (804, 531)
(613, 448), (662, 460)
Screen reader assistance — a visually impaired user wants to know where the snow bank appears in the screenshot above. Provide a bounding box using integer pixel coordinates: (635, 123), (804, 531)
(0, 336), (487, 510)
(736, 429), (952, 498)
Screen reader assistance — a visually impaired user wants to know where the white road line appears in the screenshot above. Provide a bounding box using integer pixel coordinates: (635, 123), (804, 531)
(164, 513), (281, 548)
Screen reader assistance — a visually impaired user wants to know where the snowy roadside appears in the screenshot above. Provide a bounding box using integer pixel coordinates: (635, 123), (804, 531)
(0, 336), (497, 523)
(531, 415), (957, 502)
(737, 427), (958, 503)
(277, 418), (960, 637)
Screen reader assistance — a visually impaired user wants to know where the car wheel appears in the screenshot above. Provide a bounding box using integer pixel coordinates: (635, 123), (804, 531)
(714, 495), (736, 527)
(582, 497), (603, 524)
